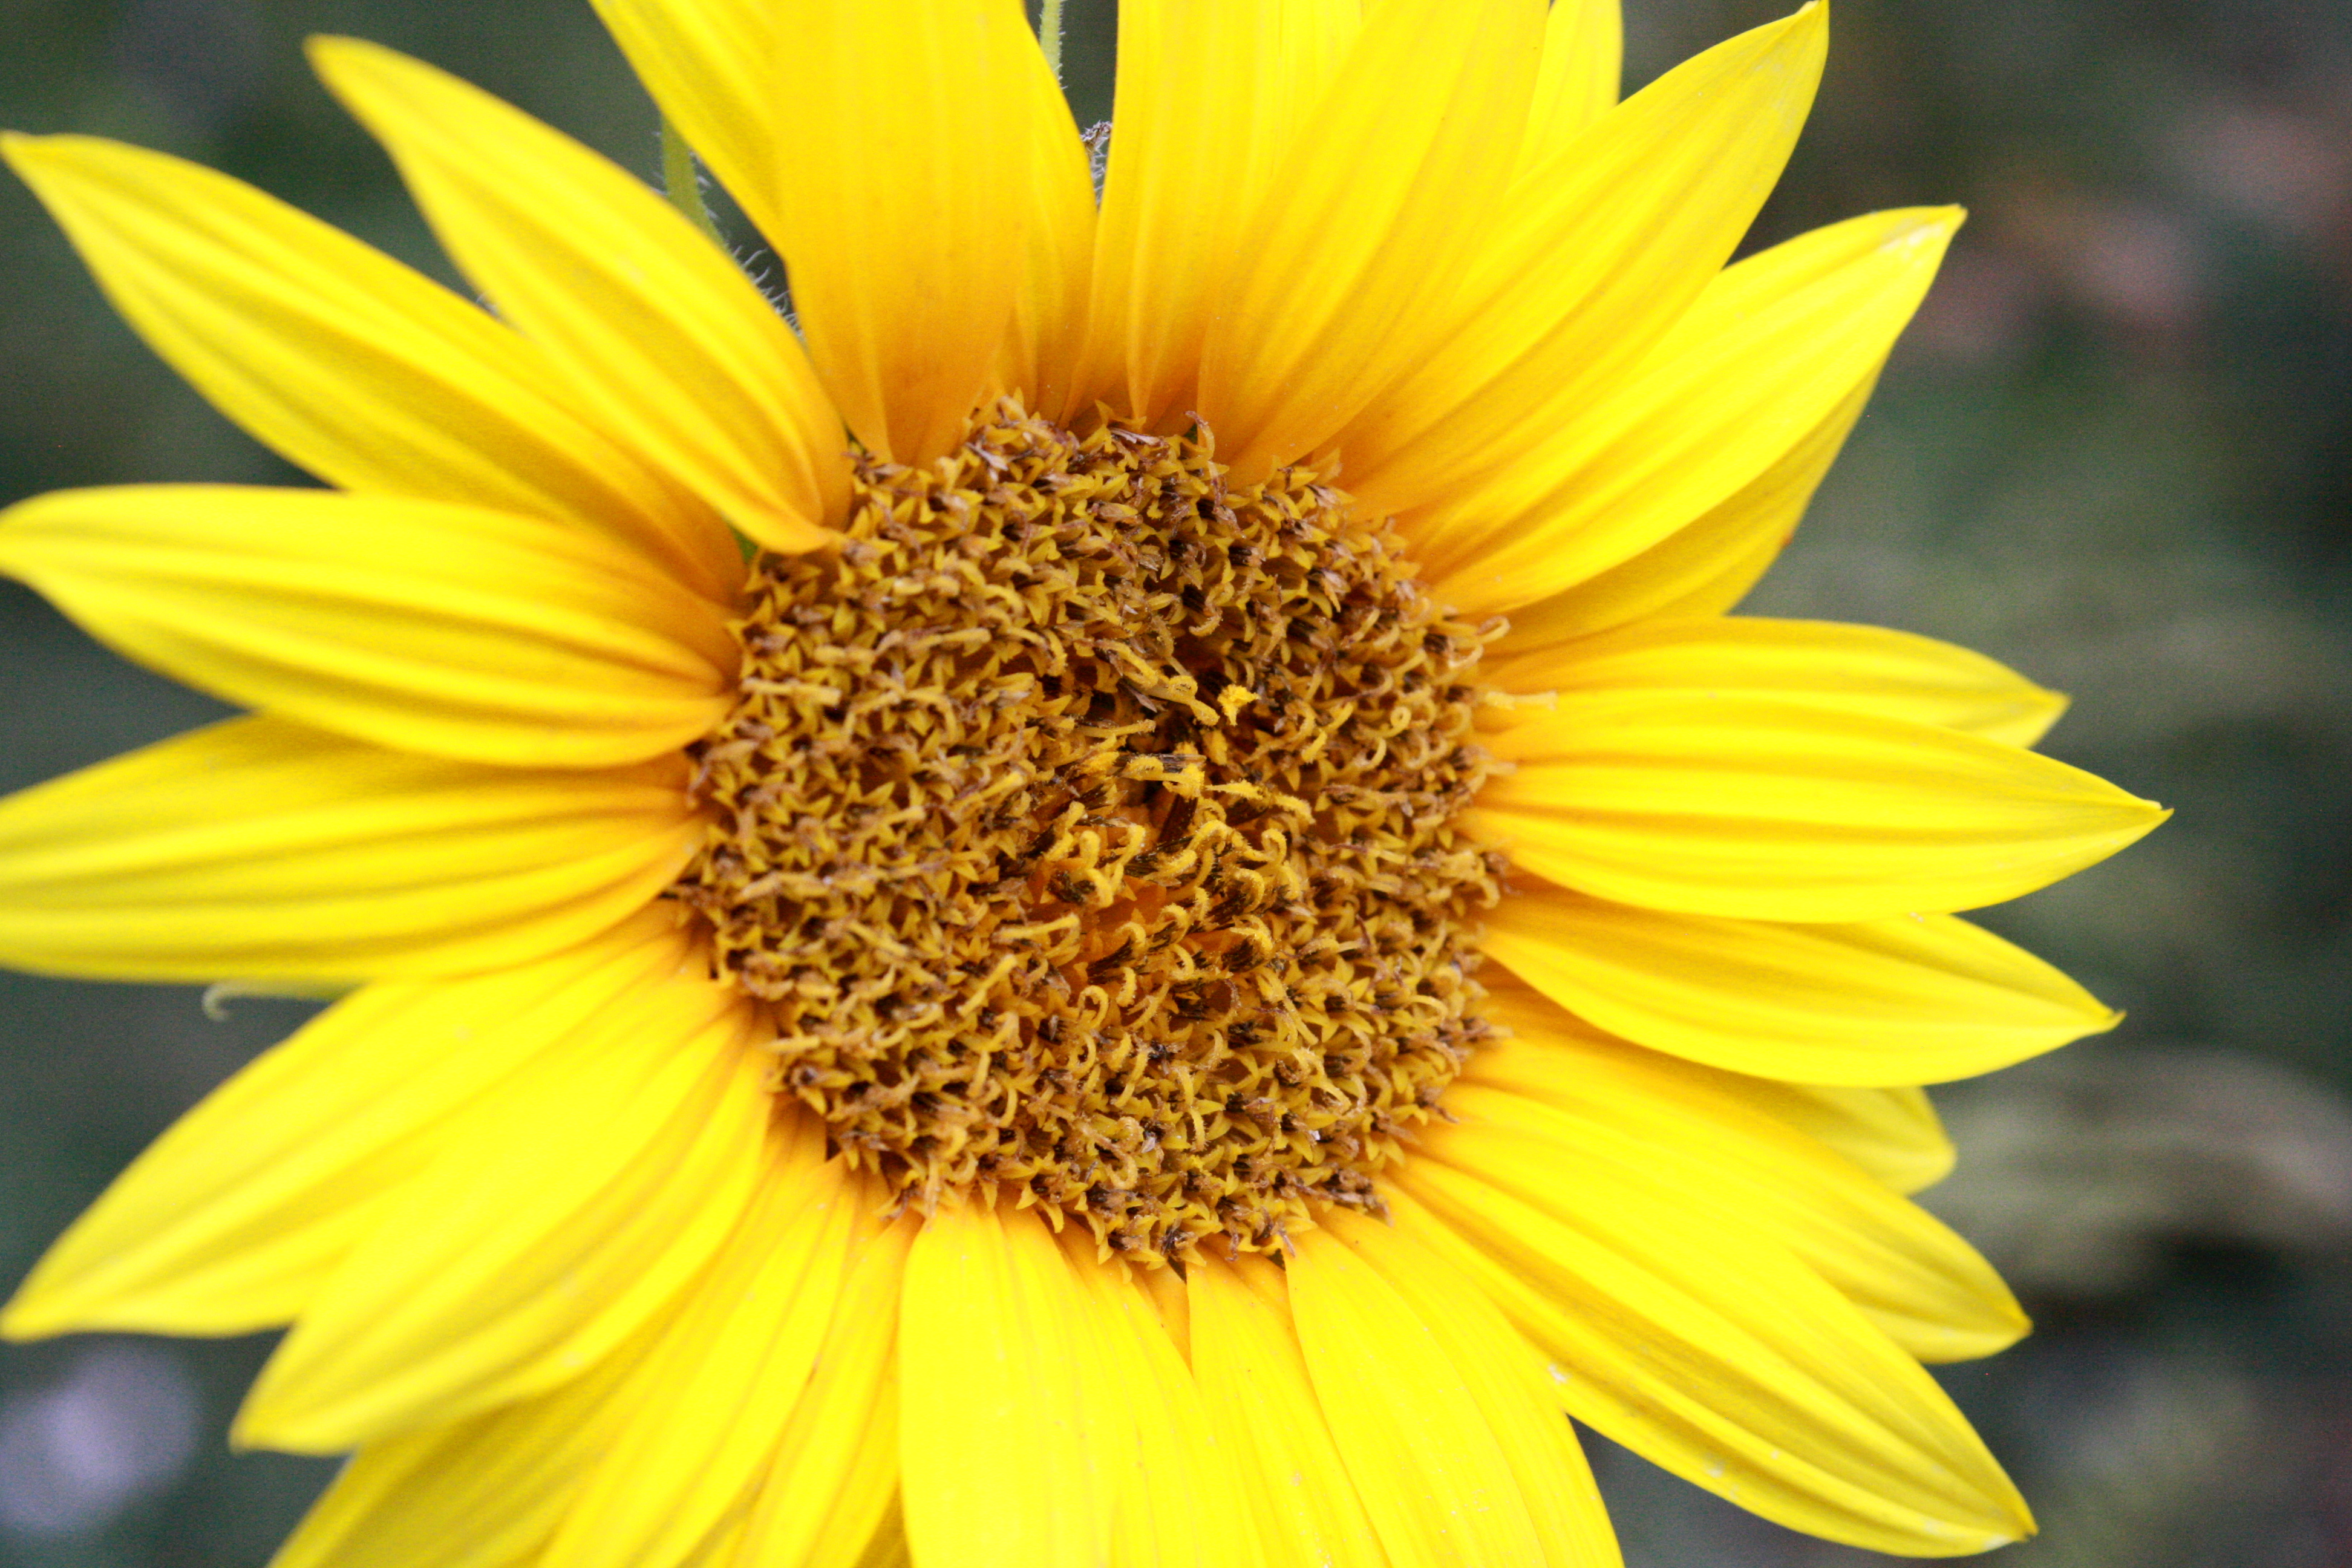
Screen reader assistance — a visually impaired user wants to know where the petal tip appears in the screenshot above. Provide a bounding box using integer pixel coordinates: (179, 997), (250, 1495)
(732, 505), (838, 557)
(0, 1290), (68, 1342)
(229, 1384), (345, 1458)
(302, 31), (377, 67)
(0, 130), (90, 193)
(1918, 204), (1969, 241)
(0, 1250), (110, 1344)
(303, 33), (416, 105)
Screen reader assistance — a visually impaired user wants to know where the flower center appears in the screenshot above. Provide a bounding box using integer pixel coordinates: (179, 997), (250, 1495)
(670, 403), (1504, 1265)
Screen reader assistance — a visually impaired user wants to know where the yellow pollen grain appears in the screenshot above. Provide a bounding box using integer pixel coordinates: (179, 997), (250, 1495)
(670, 402), (1505, 1265)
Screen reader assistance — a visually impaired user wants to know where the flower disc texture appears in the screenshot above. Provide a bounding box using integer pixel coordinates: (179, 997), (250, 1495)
(0, 2), (2166, 1566)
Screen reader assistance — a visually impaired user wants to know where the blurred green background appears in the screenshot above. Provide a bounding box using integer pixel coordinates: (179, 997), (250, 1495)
(1, 0), (2347, 1564)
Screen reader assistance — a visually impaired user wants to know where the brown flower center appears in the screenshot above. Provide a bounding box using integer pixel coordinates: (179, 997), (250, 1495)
(670, 403), (1503, 1265)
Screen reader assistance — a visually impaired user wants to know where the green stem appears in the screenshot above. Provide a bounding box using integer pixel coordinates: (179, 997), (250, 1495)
(1037, 0), (1065, 85)
(661, 115), (726, 247)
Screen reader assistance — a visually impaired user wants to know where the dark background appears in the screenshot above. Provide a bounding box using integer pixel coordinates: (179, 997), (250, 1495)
(1, 1), (2347, 1563)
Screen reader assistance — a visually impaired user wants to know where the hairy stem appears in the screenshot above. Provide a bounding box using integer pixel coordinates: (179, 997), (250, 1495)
(660, 115), (725, 247)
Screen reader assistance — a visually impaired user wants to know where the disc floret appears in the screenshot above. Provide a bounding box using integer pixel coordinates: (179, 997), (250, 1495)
(672, 404), (1504, 1264)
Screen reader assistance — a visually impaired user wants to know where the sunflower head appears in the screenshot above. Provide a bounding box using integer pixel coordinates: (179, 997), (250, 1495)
(674, 402), (1506, 1263)
(0, 1), (2167, 1565)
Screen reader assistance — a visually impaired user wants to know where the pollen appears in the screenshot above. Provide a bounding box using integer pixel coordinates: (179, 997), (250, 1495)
(670, 403), (1505, 1265)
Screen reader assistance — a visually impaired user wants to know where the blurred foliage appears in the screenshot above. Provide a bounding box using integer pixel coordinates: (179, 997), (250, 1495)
(1, 0), (2346, 1564)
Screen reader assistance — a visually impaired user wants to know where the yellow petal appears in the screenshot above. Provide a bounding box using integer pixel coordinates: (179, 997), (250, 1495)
(686, 1515), (753, 1568)
(851, 1514), (912, 1568)
(1772, 1083), (1957, 1195)
(1187, 1257), (1388, 1568)
(1435, 1074), (2027, 1364)
(247, 1058), (762, 1456)
(266, 1122), (844, 1568)
(1343, 5), (1826, 516)
(1195, 0), (1545, 481)
(1390, 1172), (2034, 1557)
(1488, 372), (1876, 644)
(545, 1126), (866, 1568)
(237, 988), (766, 1452)
(1420, 207), (1962, 617)
(0, 716), (699, 986)
(1517, 0), (1622, 172)
(284, 1128), (903, 1568)
(1481, 887), (2118, 1085)
(1060, 1236), (1268, 1568)
(761, 0), (1047, 463)
(586, 0), (775, 254)
(1468, 692), (2165, 921)
(995, 29), (1098, 420)
(1130, 1261), (1192, 1360)
(846, 1508), (913, 1568)
(1, 913), (702, 1341)
(0, 486), (734, 769)
(1479, 979), (1958, 1194)
(310, 37), (844, 552)
(1488, 618), (2069, 750)
(899, 1204), (1109, 1568)
(269, 1321), (659, 1568)
(0, 132), (741, 601)
(1072, 0), (1361, 426)
(1285, 1229), (1550, 1566)
(730, 1201), (913, 1568)
(1319, 1214), (1625, 1567)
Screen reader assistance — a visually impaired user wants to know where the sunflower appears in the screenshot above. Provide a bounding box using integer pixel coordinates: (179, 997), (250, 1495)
(0, 1), (2164, 1564)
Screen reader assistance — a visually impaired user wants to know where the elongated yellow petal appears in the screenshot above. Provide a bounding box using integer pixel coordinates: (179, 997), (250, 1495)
(900, 1204), (1109, 1568)
(1061, 1237), (1267, 1568)
(1390, 1174), (2033, 1557)
(1489, 373), (1875, 644)
(587, 0), (774, 250)
(1319, 1214), (1624, 1567)
(0, 486), (734, 769)
(1421, 207), (1961, 616)
(1488, 618), (2068, 750)
(237, 995), (768, 1451)
(601, 0), (1109, 431)
(0, 913), (701, 1341)
(1435, 1076), (2026, 1363)
(311, 37), (844, 552)
(0, 716), (697, 985)
(848, 1510), (912, 1568)
(1269, 0), (1362, 95)
(687, 1516), (752, 1568)
(1344, 5), (1825, 515)
(1196, 0), (1544, 480)
(1469, 692), (2164, 920)
(1478, 980), (1958, 1194)
(1775, 1084), (1957, 1195)
(269, 1124), (797, 1568)
(1187, 1258), (1388, 1568)
(545, 1128), (864, 1568)
(730, 1202), (913, 1568)
(995, 31), (1097, 420)
(761, 0), (1045, 462)
(269, 1319), (658, 1568)
(0, 132), (740, 600)
(1072, 0), (1360, 426)
(1517, 0), (1622, 172)
(277, 1125), (897, 1568)
(1285, 1229), (1550, 1566)
(1482, 887), (2118, 1085)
